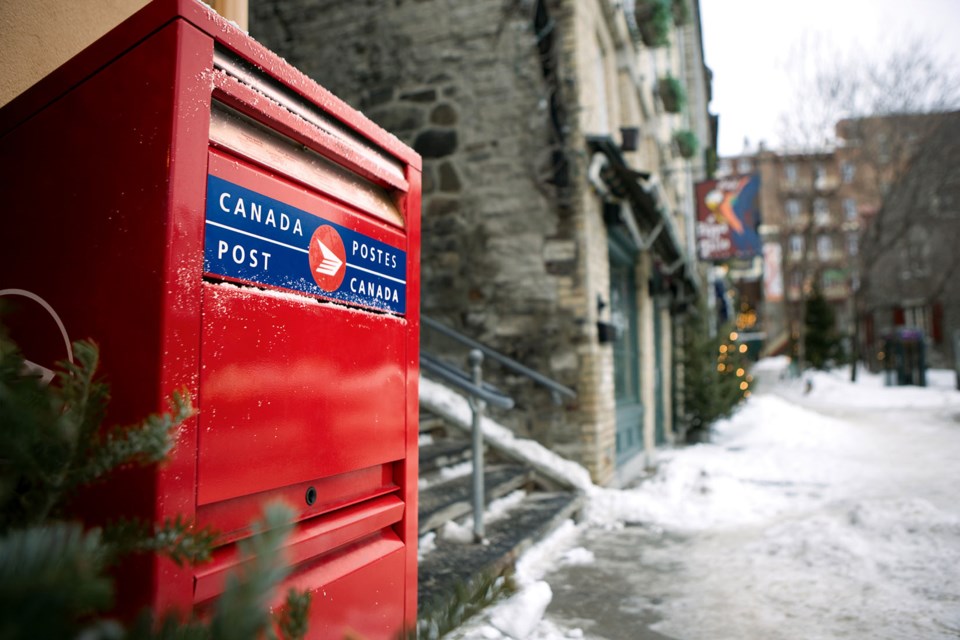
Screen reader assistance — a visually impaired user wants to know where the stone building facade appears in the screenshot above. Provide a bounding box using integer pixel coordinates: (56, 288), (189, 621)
(252, 0), (710, 483)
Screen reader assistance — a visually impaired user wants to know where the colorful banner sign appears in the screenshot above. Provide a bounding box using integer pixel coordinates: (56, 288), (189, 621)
(695, 174), (762, 261)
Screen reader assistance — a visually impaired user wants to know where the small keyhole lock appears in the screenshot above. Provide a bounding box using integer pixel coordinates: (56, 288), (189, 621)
(305, 486), (317, 506)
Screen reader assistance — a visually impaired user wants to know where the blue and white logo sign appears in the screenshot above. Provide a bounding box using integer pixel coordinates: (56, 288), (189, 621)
(204, 175), (406, 314)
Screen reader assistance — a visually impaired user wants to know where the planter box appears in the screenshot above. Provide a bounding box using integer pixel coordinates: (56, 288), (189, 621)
(635, 0), (671, 47)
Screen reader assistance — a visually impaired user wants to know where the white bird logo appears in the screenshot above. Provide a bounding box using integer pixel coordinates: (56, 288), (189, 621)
(315, 237), (344, 276)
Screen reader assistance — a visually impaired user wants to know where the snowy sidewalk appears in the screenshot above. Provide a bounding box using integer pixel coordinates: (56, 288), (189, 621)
(447, 364), (960, 640)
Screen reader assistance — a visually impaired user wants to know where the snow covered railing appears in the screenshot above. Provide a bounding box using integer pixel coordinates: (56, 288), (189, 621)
(421, 316), (576, 404)
(420, 352), (514, 409)
(420, 377), (594, 493)
(420, 317), (583, 542)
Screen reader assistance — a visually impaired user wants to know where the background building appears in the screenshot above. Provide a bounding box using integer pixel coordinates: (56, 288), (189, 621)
(843, 112), (960, 371)
(721, 110), (960, 373)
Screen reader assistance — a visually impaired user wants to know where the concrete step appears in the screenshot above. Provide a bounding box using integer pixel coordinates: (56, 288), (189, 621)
(418, 490), (584, 628)
(419, 438), (472, 475)
(415, 388), (587, 635)
(419, 412), (449, 438)
(418, 463), (532, 536)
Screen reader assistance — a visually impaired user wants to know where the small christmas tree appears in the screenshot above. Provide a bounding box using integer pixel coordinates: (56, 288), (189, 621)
(804, 286), (842, 370)
(0, 328), (309, 639)
(679, 301), (750, 443)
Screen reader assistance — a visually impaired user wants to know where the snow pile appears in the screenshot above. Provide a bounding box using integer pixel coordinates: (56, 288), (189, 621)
(419, 459), (472, 490)
(650, 495), (960, 640)
(420, 376), (596, 639)
(585, 394), (862, 530)
(417, 531), (436, 562)
(793, 367), (960, 410)
(750, 355), (791, 372)
(439, 490), (528, 545)
(435, 365), (960, 639)
(488, 582), (553, 640)
(558, 547), (595, 566)
(600, 373), (960, 640)
(450, 520), (584, 640)
(419, 377), (595, 491)
(513, 520), (582, 587)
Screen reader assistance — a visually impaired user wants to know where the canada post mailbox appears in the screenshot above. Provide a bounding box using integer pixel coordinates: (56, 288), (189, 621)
(0, 1), (421, 636)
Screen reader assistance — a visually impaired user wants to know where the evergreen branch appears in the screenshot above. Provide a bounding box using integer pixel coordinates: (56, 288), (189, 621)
(210, 503), (299, 640)
(58, 340), (110, 457)
(151, 514), (218, 567)
(101, 515), (217, 567)
(418, 570), (514, 640)
(0, 522), (113, 638)
(1, 330), (311, 639)
(0, 342), (79, 529)
(70, 390), (193, 489)
(34, 340), (108, 524)
(275, 588), (312, 640)
(125, 610), (210, 640)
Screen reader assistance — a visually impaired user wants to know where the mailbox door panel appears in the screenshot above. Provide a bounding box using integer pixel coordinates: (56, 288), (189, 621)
(198, 282), (407, 505)
(287, 534), (406, 640)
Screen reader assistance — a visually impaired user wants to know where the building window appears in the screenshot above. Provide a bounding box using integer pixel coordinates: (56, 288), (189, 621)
(901, 227), (930, 279)
(878, 134), (890, 162)
(817, 234), (833, 260)
(843, 198), (857, 220)
(842, 161), (855, 183)
(737, 158), (752, 174)
(822, 269), (845, 295)
(814, 198), (830, 225)
(813, 164), (827, 189)
(786, 199), (801, 222)
(903, 305), (930, 336)
(847, 233), (858, 257)
(788, 271), (803, 300)
(789, 234), (804, 257)
(784, 163), (798, 184)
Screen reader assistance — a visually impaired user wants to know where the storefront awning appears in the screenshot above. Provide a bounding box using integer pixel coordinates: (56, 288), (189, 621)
(586, 135), (699, 296)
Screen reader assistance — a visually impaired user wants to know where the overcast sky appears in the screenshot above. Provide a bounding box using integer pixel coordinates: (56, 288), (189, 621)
(700, 0), (960, 157)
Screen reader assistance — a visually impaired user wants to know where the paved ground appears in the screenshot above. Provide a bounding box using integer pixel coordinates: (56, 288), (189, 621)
(535, 375), (960, 639)
(545, 525), (681, 640)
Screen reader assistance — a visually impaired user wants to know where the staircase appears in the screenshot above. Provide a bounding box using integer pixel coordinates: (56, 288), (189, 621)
(416, 387), (586, 634)
(414, 318), (590, 634)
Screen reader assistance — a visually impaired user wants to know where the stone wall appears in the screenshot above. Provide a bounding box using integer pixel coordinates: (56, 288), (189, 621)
(251, 0), (612, 478)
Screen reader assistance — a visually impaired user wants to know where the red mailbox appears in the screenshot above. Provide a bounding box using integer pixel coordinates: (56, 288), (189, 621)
(0, 1), (421, 636)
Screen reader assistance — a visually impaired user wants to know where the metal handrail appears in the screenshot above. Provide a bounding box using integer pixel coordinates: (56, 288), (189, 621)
(419, 353), (514, 409)
(419, 317), (576, 544)
(422, 316), (577, 403)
